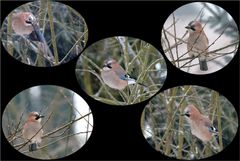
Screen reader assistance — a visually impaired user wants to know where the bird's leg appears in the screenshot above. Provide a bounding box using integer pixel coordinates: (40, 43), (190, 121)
(198, 55), (208, 71)
(29, 142), (37, 152)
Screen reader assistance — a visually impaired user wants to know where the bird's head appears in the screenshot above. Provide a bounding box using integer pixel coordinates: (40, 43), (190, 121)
(28, 112), (44, 122)
(102, 58), (118, 71)
(182, 104), (201, 119)
(185, 21), (203, 33)
(21, 12), (36, 26)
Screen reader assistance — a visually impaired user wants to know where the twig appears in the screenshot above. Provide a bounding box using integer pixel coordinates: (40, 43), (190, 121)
(76, 69), (121, 104)
(59, 29), (88, 64)
(17, 111), (54, 151)
(180, 21), (231, 68)
(172, 13), (179, 67)
(59, 90), (93, 127)
(47, 0), (58, 63)
(23, 131), (92, 153)
(163, 27), (175, 65)
(179, 20), (209, 68)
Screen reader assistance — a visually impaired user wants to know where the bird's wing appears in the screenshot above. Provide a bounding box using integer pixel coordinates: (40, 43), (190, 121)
(188, 32), (209, 51)
(30, 23), (46, 43)
(114, 65), (137, 85)
(203, 116), (218, 133)
(203, 31), (209, 46)
(119, 74), (127, 80)
(114, 66), (127, 80)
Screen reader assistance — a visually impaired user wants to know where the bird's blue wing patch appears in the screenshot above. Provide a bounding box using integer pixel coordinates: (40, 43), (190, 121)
(119, 74), (127, 80)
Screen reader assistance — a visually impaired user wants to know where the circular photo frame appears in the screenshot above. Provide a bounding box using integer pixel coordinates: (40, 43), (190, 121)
(141, 85), (238, 160)
(161, 2), (239, 74)
(2, 85), (93, 159)
(1, 0), (88, 67)
(75, 36), (167, 106)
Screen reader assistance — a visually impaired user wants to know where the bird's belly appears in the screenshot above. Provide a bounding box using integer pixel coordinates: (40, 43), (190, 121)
(188, 39), (207, 57)
(23, 124), (43, 143)
(191, 123), (212, 142)
(13, 24), (33, 35)
(101, 71), (127, 90)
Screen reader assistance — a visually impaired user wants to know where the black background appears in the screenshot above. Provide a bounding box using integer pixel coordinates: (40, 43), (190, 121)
(1, 0), (239, 160)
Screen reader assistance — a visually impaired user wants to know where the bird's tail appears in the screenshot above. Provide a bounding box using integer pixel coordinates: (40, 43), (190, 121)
(137, 82), (147, 87)
(127, 78), (147, 87)
(127, 78), (136, 85)
(125, 74), (148, 91)
(38, 42), (55, 65)
(29, 143), (37, 152)
(199, 57), (208, 71)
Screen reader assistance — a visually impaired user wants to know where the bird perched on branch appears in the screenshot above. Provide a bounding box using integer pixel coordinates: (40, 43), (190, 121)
(11, 12), (55, 64)
(185, 21), (209, 71)
(22, 112), (44, 151)
(101, 58), (145, 90)
(182, 104), (218, 142)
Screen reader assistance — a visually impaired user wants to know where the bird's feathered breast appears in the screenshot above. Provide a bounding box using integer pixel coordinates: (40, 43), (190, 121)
(187, 31), (209, 52)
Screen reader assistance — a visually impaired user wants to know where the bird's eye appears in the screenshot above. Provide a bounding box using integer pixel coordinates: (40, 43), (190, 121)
(190, 26), (195, 31)
(184, 112), (190, 117)
(107, 63), (112, 68)
(35, 114), (40, 120)
(209, 126), (218, 133)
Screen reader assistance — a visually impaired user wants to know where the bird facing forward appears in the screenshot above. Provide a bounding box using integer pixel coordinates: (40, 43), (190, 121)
(22, 112), (44, 151)
(185, 21), (209, 71)
(12, 12), (45, 42)
(11, 12), (55, 64)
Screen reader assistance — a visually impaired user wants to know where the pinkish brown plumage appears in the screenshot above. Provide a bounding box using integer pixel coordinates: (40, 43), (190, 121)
(22, 112), (44, 151)
(183, 105), (218, 142)
(185, 21), (209, 71)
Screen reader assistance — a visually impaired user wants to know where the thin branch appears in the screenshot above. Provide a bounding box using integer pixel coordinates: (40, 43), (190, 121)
(17, 111), (54, 151)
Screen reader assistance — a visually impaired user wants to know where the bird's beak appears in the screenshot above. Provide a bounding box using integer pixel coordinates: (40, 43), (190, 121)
(185, 26), (190, 29)
(39, 115), (45, 118)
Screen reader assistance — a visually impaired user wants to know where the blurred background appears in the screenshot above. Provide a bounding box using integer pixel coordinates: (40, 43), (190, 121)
(2, 85), (93, 159)
(1, 0), (88, 67)
(76, 36), (167, 105)
(141, 85), (238, 160)
(161, 2), (239, 74)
